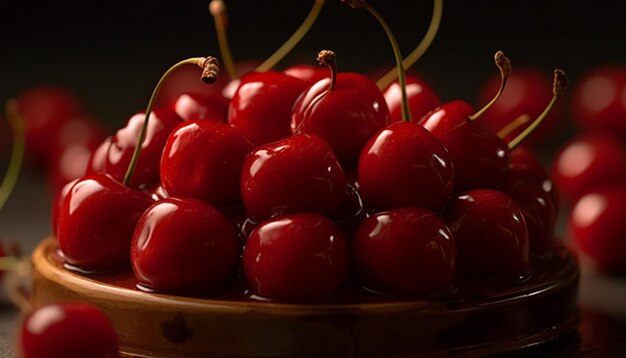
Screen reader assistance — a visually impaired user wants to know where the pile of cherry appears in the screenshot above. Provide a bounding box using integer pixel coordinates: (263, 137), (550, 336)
(43, 46), (569, 303)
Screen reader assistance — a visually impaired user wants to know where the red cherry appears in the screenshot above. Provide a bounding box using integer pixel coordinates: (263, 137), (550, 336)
(358, 121), (454, 213)
(51, 178), (78, 237)
(16, 85), (84, 166)
(502, 147), (559, 254)
(571, 66), (626, 136)
(19, 302), (119, 358)
(243, 213), (349, 301)
(551, 131), (626, 202)
(131, 197), (241, 292)
(229, 71), (308, 146)
(477, 68), (561, 143)
(160, 120), (253, 207)
(169, 92), (229, 123)
(443, 189), (530, 279)
(419, 100), (510, 192)
(292, 50), (390, 168)
(384, 75), (440, 123)
(57, 174), (153, 271)
(283, 64), (329, 85)
(241, 134), (346, 221)
(104, 107), (183, 189)
(570, 187), (626, 273)
(86, 136), (113, 176)
(353, 207), (456, 296)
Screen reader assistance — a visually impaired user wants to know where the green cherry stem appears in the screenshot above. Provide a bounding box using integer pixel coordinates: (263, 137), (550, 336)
(376, 0), (443, 90)
(507, 69), (568, 150)
(210, 0), (238, 80)
(122, 57), (219, 186)
(469, 50), (512, 121)
(256, 0), (326, 72)
(0, 100), (25, 212)
(343, 0), (412, 122)
(317, 50), (337, 91)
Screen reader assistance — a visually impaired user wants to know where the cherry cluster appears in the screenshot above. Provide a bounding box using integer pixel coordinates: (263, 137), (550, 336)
(551, 66), (626, 274)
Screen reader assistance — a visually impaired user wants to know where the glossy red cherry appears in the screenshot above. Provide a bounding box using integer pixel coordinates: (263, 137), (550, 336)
(358, 121), (454, 213)
(103, 108), (182, 190)
(283, 64), (329, 85)
(292, 50), (389, 168)
(353, 207), (456, 296)
(229, 71), (308, 146)
(51, 178), (78, 237)
(443, 189), (530, 279)
(86, 136), (113, 176)
(57, 174), (153, 271)
(420, 100), (509, 192)
(570, 187), (626, 273)
(160, 120), (253, 207)
(241, 134), (346, 221)
(571, 66), (626, 136)
(502, 147), (558, 254)
(477, 68), (561, 143)
(243, 213), (349, 301)
(384, 75), (439, 123)
(551, 131), (626, 203)
(169, 92), (229, 123)
(19, 302), (119, 358)
(16, 85), (84, 166)
(131, 197), (241, 292)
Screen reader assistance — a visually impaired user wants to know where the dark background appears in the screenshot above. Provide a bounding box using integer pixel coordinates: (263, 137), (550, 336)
(0, 0), (624, 133)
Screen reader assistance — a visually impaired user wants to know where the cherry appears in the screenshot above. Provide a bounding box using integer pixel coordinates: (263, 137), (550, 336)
(292, 50), (390, 168)
(19, 302), (119, 358)
(86, 136), (113, 176)
(243, 213), (349, 301)
(51, 178), (78, 237)
(131, 197), (241, 292)
(571, 66), (626, 136)
(477, 68), (562, 144)
(229, 71), (308, 146)
(57, 174), (153, 271)
(551, 131), (626, 202)
(160, 119), (253, 208)
(241, 134), (346, 221)
(443, 189), (530, 280)
(384, 75), (439, 123)
(502, 147), (558, 254)
(15, 85), (84, 166)
(569, 187), (626, 273)
(169, 92), (229, 122)
(103, 107), (183, 190)
(358, 121), (454, 212)
(353, 207), (456, 296)
(282, 64), (328, 85)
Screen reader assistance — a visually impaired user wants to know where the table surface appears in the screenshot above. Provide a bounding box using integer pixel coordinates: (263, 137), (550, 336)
(0, 171), (625, 357)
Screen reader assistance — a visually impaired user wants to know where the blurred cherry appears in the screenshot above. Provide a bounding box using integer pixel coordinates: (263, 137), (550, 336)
(384, 75), (439, 123)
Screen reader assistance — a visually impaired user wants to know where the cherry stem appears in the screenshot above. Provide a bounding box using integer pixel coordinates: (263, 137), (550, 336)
(469, 50), (512, 121)
(376, 0), (443, 90)
(123, 57), (219, 186)
(256, 0), (326, 72)
(508, 69), (568, 150)
(317, 50), (337, 91)
(210, 0), (238, 80)
(0, 100), (25, 212)
(496, 113), (531, 139)
(343, 0), (412, 122)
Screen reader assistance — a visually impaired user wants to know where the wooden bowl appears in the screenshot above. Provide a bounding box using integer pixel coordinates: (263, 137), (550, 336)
(31, 237), (579, 357)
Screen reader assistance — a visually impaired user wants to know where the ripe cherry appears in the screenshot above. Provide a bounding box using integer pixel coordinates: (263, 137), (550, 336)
(169, 92), (229, 123)
(358, 121), (454, 213)
(443, 189), (530, 280)
(570, 187), (626, 273)
(551, 131), (626, 203)
(19, 302), (119, 358)
(384, 75), (439, 123)
(571, 66), (626, 136)
(51, 178), (78, 238)
(132, 197), (241, 292)
(243, 213), (349, 302)
(292, 50), (390, 168)
(353, 207), (456, 296)
(229, 71), (308, 146)
(241, 134), (346, 221)
(283, 64), (328, 85)
(160, 119), (253, 208)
